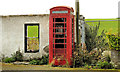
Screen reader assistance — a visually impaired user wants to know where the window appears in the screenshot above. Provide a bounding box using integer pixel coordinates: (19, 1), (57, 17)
(24, 24), (39, 53)
(55, 18), (64, 22)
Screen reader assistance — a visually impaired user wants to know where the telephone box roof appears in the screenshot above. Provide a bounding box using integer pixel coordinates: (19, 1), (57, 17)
(50, 6), (74, 12)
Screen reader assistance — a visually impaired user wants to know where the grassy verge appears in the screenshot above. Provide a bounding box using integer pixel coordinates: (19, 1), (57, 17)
(2, 62), (120, 71)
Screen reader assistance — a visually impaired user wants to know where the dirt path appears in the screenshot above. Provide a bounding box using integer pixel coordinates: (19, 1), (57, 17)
(1, 62), (120, 72)
(2, 62), (86, 70)
(2, 63), (63, 70)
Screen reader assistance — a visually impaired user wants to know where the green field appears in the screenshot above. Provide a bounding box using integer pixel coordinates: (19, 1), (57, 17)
(85, 19), (118, 35)
(27, 26), (39, 37)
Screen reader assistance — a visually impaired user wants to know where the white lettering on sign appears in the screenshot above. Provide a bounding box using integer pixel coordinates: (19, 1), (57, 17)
(52, 11), (68, 13)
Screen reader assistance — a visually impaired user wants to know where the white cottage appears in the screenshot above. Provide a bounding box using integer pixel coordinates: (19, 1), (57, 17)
(0, 14), (50, 60)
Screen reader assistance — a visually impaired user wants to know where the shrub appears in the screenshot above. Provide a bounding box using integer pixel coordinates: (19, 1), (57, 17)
(73, 47), (102, 67)
(106, 34), (120, 51)
(73, 22), (110, 68)
(96, 61), (113, 69)
(84, 64), (92, 69)
(3, 57), (15, 63)
(85, 22), (108, 52)
(40, 55), (49, 65)
(29, 60), (40, 65)
(2, 49), (23, 63)
(73, 49), (84, 67)
(11, 49), (23, 61)
(29, 54), (49, 65)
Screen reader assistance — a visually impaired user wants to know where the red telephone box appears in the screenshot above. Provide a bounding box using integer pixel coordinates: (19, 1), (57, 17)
(49, 6), (74, 65)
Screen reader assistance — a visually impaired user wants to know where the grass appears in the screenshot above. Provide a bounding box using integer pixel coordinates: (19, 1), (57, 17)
(27, 26), (39, 37)
(2, 62), (120, 71)
(85, 18), (118, 35)
(86, 18), (118, 21)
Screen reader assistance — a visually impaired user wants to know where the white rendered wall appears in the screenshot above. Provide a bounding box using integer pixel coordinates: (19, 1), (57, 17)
(2, 15), (49, 59)
(0, 16), (2, 58)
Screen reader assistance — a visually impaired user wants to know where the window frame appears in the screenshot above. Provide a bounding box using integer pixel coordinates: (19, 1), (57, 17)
(24, 23), (39, 53)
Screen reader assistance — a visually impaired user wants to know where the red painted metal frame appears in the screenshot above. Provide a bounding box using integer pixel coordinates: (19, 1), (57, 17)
(49, 6), (74, 65)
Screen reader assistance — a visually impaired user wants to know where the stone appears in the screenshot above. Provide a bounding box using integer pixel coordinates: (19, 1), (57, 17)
(43, 45), (49, 53)
(102, 50), (111, 57)
(23, 62), (29, 65)
(111, 50), (120, 69)
(13, 62), (29, 65)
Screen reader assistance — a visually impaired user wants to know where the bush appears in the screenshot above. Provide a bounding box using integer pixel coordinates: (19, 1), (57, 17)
(97, 61), (113, 69)
(84, 64), (92, 69)
(3, 57), (15, 63)
(2, 49), (23, 63)
(29, 55), (49, 65)
(11, 49), (23, 61)
(29, 60), (40, 65)
(85, 22), (108, 52)
(73, 22), (110, 68)
(73, 47), (102, 67)
(106, 34), (120, 51)
(40, 55), (49, 65)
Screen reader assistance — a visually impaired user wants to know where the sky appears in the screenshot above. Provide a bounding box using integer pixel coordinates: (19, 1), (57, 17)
(0, 0), (120, 19)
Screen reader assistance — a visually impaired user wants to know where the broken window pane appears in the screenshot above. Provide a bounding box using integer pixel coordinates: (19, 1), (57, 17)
(25, 24), (39, 53)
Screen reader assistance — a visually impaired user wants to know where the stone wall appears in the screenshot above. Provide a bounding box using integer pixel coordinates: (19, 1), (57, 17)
(111, 50), (120, 69)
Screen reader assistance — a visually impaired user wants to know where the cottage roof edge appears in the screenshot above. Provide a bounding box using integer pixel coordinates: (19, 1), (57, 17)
(0, 14), (49, 17)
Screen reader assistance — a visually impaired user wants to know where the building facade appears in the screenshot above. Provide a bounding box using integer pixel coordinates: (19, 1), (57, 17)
(1, 14), (50, 60)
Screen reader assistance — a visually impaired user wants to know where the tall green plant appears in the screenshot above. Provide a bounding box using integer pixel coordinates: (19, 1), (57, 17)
(85, 22), (108, 52)
(73, 22), (109, 68)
